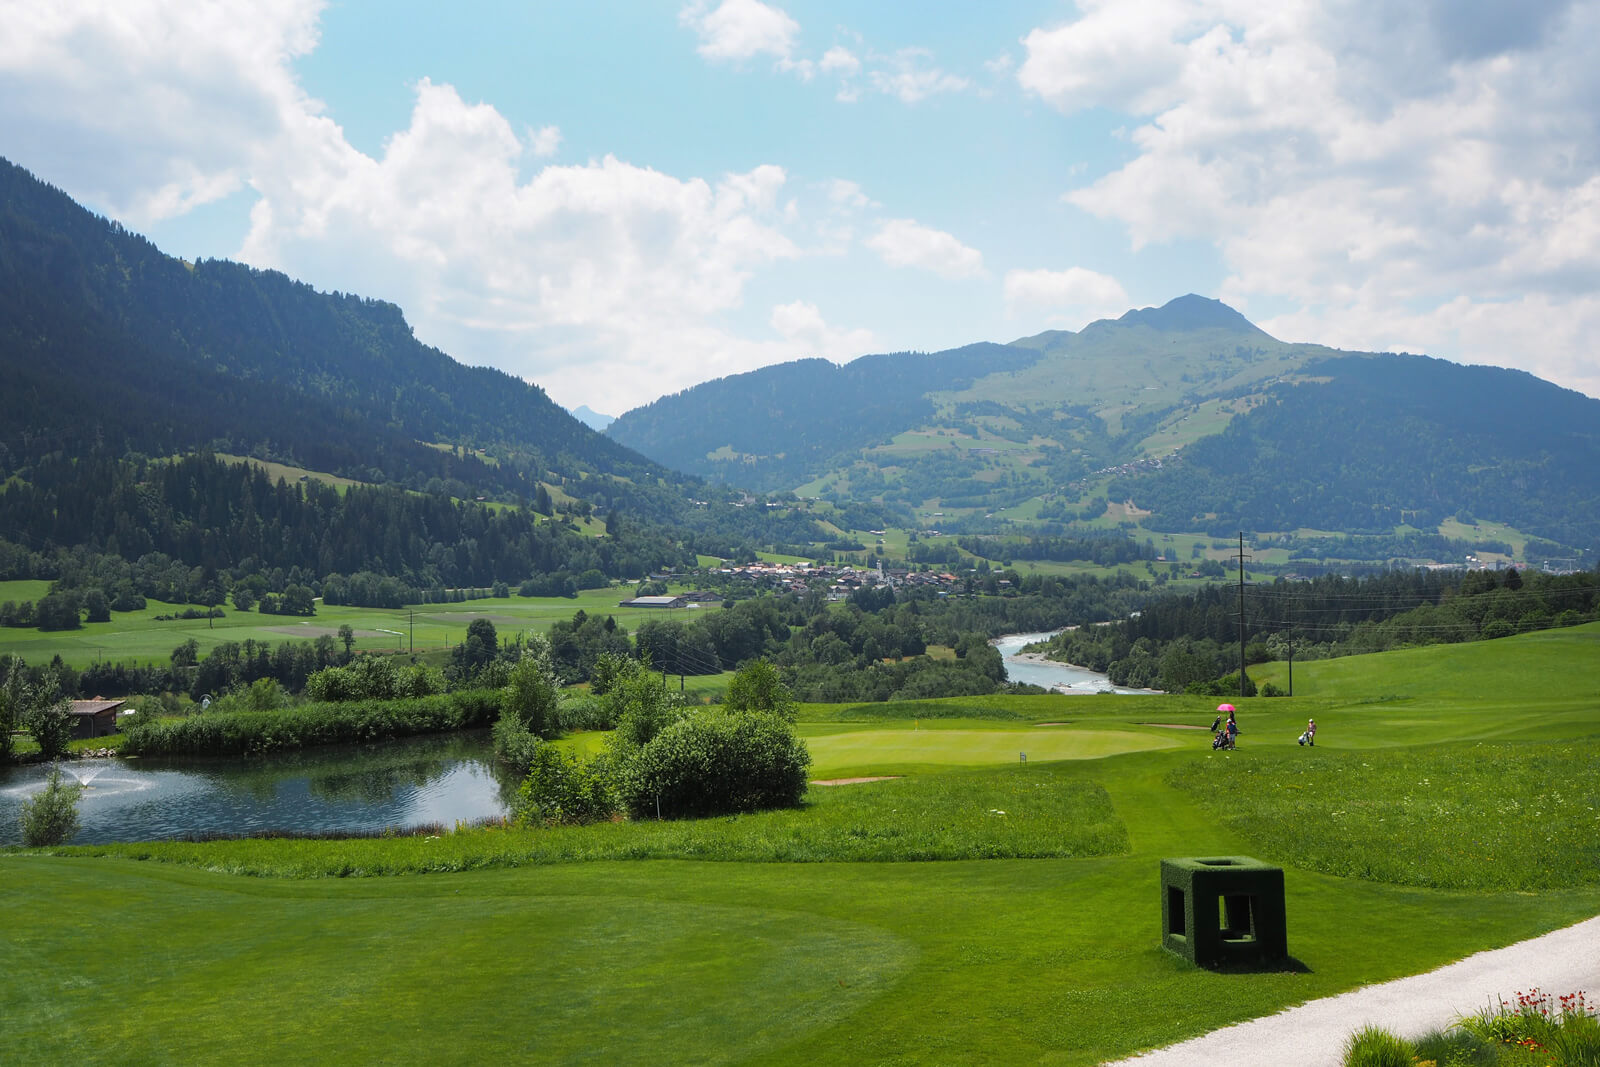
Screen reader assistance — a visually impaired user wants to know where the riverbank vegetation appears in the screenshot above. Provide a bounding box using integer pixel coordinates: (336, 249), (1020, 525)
(1042, 567), (1599, 691)
(120, 690), (501, 757)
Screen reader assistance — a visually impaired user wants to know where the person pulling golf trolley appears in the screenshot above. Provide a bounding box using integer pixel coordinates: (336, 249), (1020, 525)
(1211, 704), (1238, 750)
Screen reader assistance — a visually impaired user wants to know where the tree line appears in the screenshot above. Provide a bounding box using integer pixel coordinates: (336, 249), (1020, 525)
(1042, 566), (1600, 692)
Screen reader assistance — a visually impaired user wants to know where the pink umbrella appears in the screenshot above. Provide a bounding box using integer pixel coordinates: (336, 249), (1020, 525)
(1217, 703), (1235, 713)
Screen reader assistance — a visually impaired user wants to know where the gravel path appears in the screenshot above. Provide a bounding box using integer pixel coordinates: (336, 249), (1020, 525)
(1106, 913), (1600, 1066)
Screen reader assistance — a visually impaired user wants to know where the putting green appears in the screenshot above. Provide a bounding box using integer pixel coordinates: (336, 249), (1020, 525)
(805, 727), (1184, 776)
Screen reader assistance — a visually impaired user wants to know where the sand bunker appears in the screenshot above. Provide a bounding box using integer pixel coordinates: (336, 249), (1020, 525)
(809, 776), (904, 786)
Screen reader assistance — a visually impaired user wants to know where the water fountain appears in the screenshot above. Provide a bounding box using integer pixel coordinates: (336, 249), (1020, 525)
(61, 760), (109, 788)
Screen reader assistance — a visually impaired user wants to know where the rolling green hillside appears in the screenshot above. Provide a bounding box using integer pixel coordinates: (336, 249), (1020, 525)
(606, 342), (1040, 490)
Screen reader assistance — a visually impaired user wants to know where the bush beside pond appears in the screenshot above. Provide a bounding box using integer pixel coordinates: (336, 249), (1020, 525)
(120, 690), (502, 757)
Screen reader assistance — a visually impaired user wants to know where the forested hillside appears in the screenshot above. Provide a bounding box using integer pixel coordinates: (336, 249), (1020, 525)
(0, 454), (693, 615)
(1110, 354), (1600, 551)
(0, 157), (656, 498)
(607, 343), (1041, 488)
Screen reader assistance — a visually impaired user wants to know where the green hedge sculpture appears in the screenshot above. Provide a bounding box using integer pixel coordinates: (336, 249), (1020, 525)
(1161, 856), (1287, 968)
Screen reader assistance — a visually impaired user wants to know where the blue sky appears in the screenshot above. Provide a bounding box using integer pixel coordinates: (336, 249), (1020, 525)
(3, 1), (1598, 413)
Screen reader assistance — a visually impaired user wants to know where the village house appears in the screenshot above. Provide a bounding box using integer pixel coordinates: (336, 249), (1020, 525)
(69, 698), (124, 739)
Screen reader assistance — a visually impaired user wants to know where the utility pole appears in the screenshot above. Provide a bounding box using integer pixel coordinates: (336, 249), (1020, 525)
(1287, 638), (1294, 698)
(1236, 532), (1250, 698)
(408, 610), (414, 655)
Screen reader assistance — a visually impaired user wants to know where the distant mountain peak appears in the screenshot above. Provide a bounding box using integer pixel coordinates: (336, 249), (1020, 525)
(1113, 294), (1269, 335)
(571, 405), (616, 431)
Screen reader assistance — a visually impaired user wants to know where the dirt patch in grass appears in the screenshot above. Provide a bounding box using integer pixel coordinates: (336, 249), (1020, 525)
(810, 776), (904, 786)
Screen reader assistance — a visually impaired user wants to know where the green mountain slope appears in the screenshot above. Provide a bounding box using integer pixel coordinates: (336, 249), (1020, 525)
(608, 295), (1336, 512)
(607, 294), (1600, 557)
(973, 295), (1324, 436)
(1110, 352), (1600, 550)
(606, 343), (1041, 491)
(0, 157), (658, 498)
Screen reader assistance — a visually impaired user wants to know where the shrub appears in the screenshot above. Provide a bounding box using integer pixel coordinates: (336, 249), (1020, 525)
(491, 715), (543, 779)
(305, 658), (445, 702)
(1341, 1025), (1416, 1067)
(0, 660), (25, 764)
(554, 694), (615, 733)
(120, 690), (502, 757)
(20, 765), (83, 846)
(723, 659), (796, 721)
(502, 636), (561, 738)
(606, 660), (690, 752)
(513, 746), (618, 826)
(27, 691), (76, 761)
(619, 710), (810, 820)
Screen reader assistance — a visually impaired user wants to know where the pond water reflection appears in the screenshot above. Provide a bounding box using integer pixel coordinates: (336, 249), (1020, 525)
(0, 732), (511, 846)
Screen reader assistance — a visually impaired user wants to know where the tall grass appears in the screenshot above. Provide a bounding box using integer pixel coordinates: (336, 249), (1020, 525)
(1351, 991), (1600, 1067)
(48, 764), (1129, 875)
(1168, 741), (1600, 890)
(804, 698), (1031, 722)
(1342, 1024), (1416, 1067)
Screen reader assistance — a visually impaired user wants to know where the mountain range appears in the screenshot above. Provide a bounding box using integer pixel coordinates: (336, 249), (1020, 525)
(607, 297), (1600, 556)
(2, 153), (1596, 563)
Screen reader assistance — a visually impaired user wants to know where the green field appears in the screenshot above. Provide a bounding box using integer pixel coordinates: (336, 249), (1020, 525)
(0, 583), (709, 668)
(4, 625), (1599, 1063)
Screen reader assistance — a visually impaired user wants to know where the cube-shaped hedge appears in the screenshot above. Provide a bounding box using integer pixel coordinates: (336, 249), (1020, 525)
(1161, 856), (1286, 968)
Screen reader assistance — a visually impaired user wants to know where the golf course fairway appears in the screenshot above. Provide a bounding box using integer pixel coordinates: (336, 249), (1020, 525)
(4, 623), (1597, 1064)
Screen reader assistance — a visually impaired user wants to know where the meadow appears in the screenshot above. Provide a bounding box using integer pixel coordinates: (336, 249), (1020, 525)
(0, 581), (701, 668)
(3, 623), (1598, 1064)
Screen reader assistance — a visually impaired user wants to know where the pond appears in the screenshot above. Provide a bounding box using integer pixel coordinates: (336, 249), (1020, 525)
(0, 732), (513, 846)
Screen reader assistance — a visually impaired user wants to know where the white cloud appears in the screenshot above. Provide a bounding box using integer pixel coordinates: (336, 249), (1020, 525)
(825, 178), (875, 210)
(0, 0), (331, 224)
(0, 1), (876, 409)
(866, 219), (985, 279)
(236, 80), (813, 409)
(867, 48), (972, 104)
(1018, 0), (1197, 115)
(770, 300), (878, 361)
(528, 124), (562, 158)
(678, 9), (973, 108)
(679, 0), (810, 77)
(1004, 267), (1130, 325)
(819, 46), (860, 76)
(1019, 0), (1600, 397)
